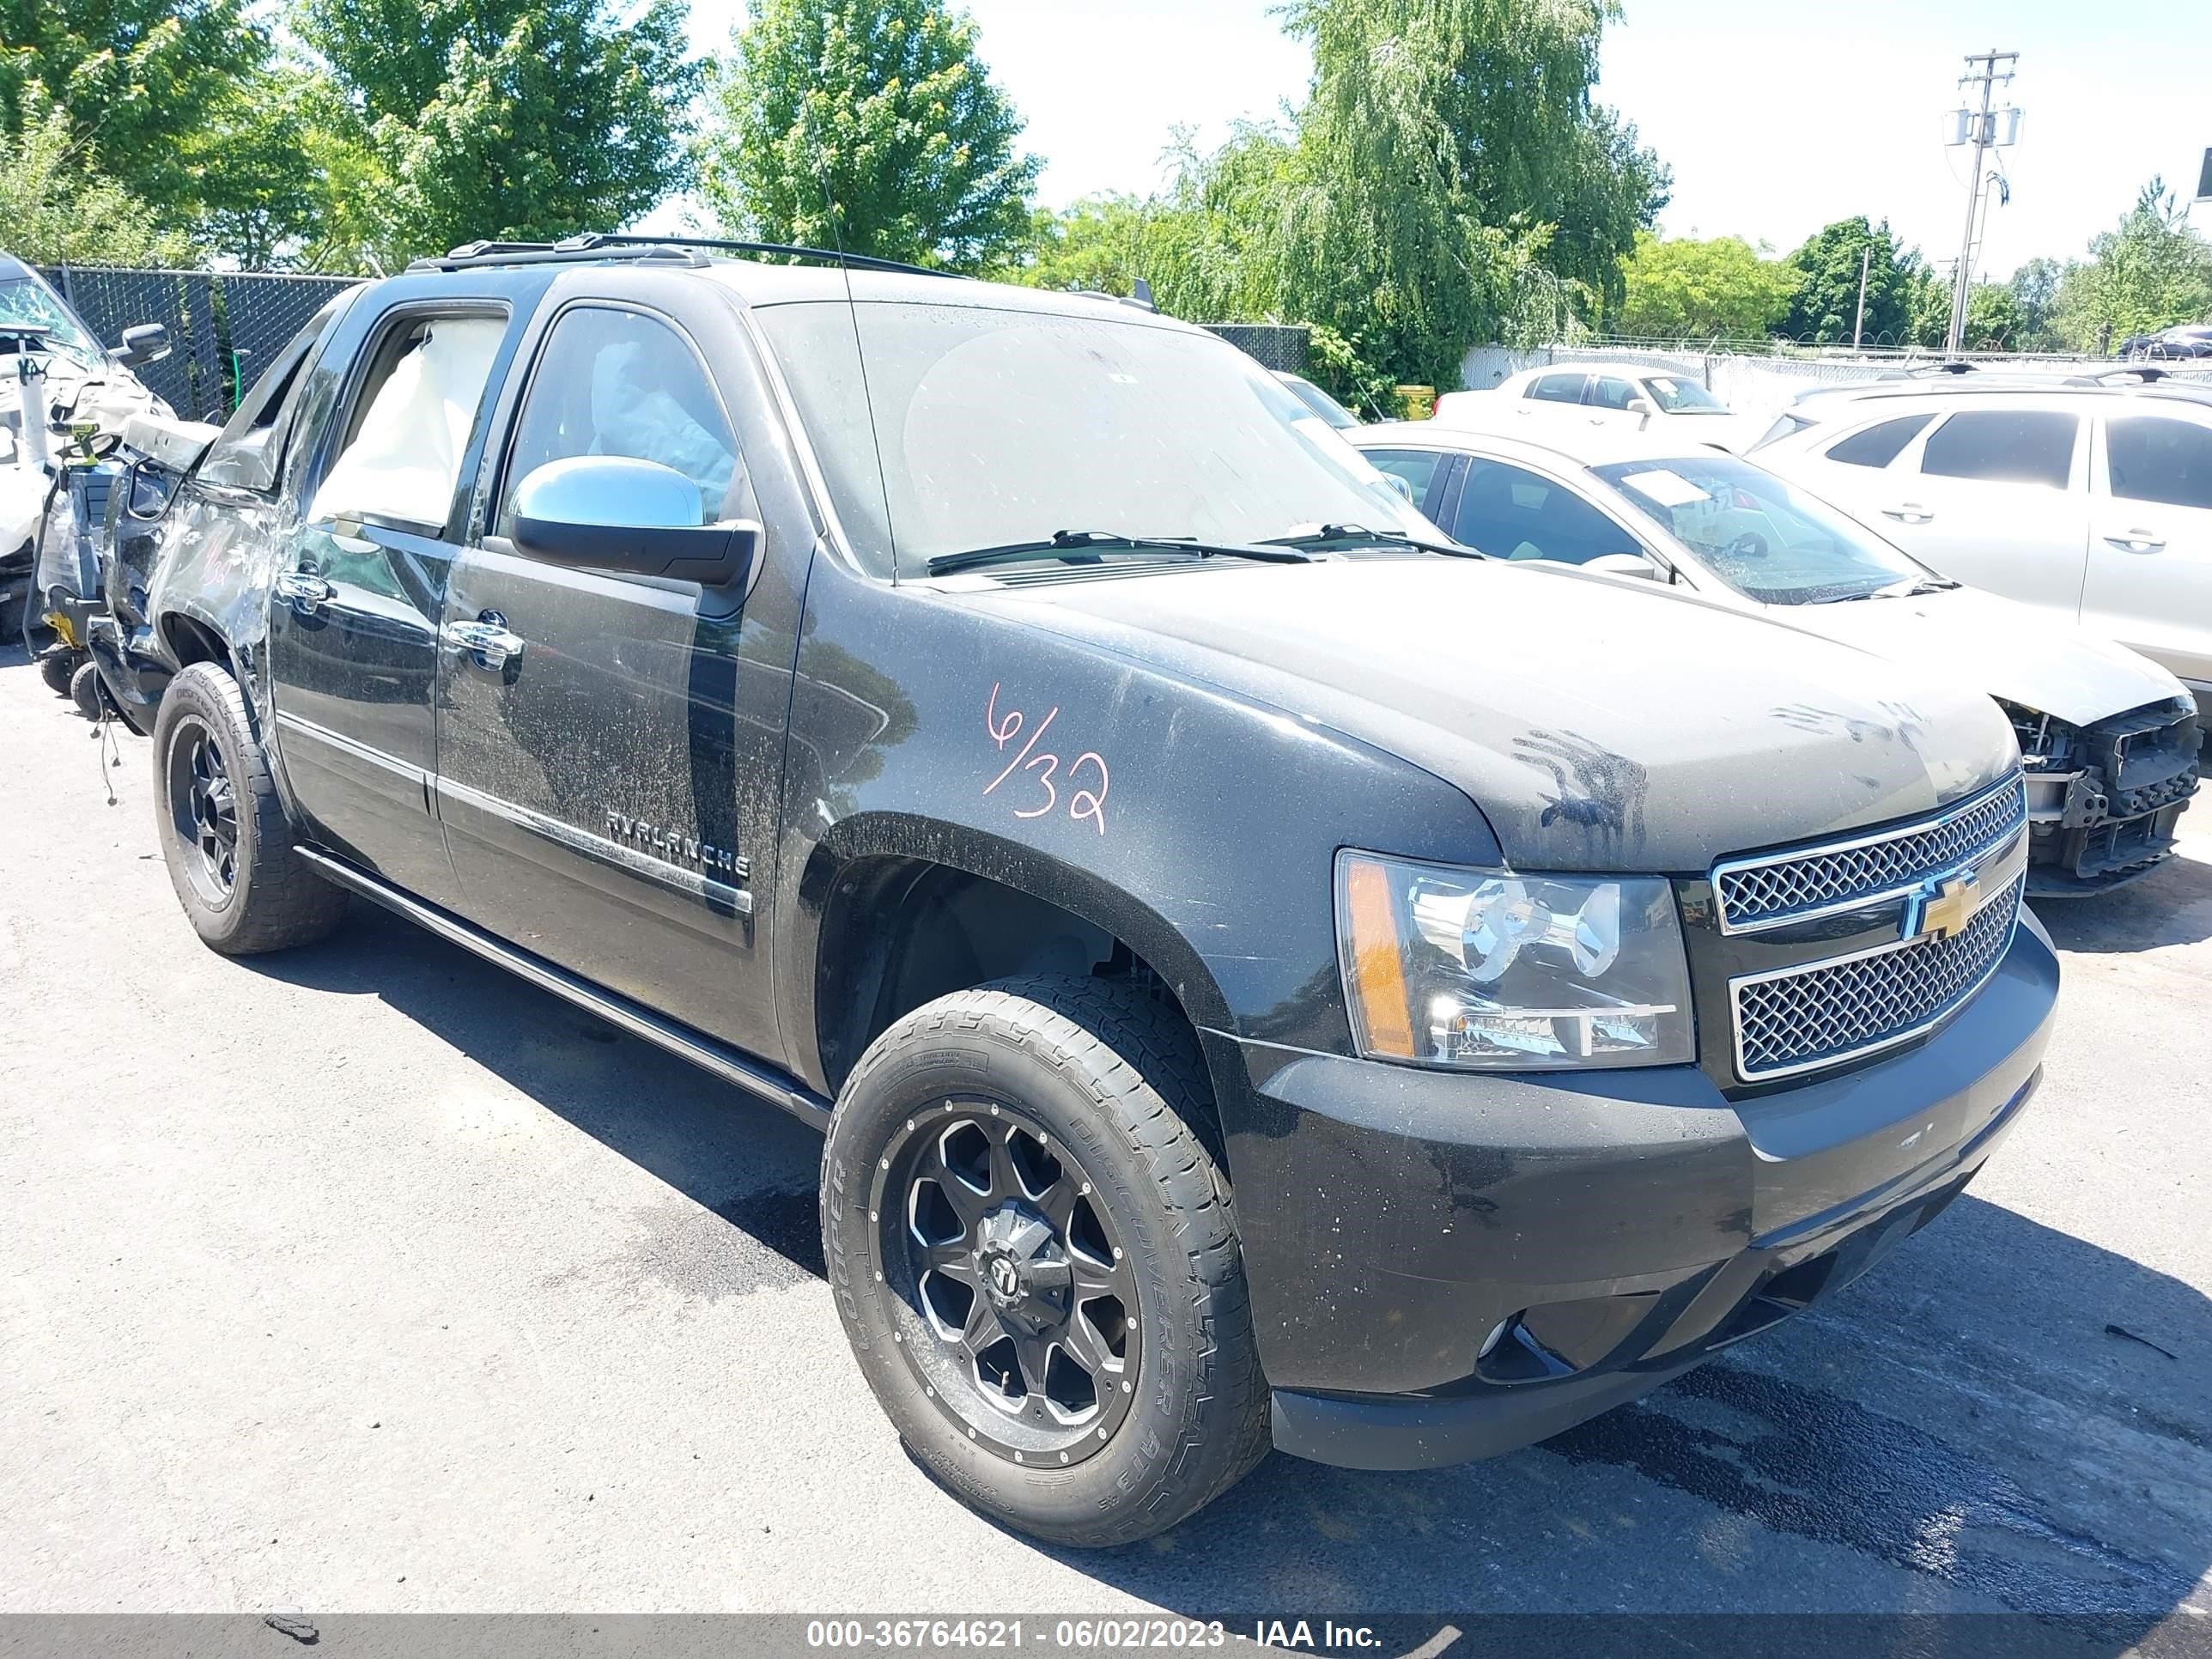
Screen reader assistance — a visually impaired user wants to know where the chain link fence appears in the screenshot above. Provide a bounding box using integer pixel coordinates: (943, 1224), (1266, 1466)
(38, 266), (359, 422)
(1205, 324), (1310, 374)
(1460, 338), (2212, 429)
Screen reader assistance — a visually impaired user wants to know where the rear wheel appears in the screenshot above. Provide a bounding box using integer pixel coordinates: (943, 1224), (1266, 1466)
(40, 651), (75, 696)
(152, 662), (347, 955)
(821, 975), (1268, 1547)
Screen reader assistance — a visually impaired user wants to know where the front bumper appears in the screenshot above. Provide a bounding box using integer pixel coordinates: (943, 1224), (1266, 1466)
(1215, 914), (2059, 1472)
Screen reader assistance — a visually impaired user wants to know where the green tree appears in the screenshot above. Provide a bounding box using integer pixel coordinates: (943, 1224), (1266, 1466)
(1962, 283), (2025, 350)
(0, 0), (273, 228)
(0, 96), (192, 264)
(1613, 232), (1800, 341)
(2008, 256), (2064, 350)
(697, 0), (1040, 272)
(298, 0), (700, 259)
(1784, 217), (1932, 345)
(2049, 179), (2212, 353)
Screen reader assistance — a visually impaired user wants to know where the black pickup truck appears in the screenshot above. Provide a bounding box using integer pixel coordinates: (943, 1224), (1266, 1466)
(98, 238), (2058, 1546)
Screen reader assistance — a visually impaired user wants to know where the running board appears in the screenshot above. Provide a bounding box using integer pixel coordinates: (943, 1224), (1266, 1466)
(294, 847), (834, 1129)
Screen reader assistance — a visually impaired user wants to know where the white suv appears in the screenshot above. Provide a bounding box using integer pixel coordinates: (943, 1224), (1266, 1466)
(1751, 368), (2212, 719)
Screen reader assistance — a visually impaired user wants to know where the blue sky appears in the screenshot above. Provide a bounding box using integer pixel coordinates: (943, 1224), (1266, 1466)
(679, 0), (2212, 280)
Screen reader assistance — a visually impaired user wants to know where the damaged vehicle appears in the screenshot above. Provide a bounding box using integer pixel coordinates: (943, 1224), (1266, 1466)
(1352, 423), (2203, 896)
(2, 252), (177, 693)
(119, 237), (2057, 1547)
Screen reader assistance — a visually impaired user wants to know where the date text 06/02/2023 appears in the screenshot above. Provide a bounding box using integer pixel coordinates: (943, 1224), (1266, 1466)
(801, 1618), (1395, 1650)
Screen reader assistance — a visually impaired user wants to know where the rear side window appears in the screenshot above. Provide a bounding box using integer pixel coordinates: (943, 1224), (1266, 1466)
(1451, 459), (1638, 563)
(2107, 416), (2212, 510)
(1361, 447), (1447, 510)
(1528, 373), (1587, 404)
(1824, 414), (1934, 469)
(1920, 410), (2077, 489)
(498, 306), (740, 533)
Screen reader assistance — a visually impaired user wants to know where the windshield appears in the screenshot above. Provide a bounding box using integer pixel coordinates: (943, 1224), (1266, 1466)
(1641, 375), (1725, 413)
(0, 275), (104, 369)
(754, 299), (1434, 576)
(1591, 454), (1931, 605)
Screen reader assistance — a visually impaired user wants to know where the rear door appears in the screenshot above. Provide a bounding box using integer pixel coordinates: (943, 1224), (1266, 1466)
(1873, 398), (2090, 617)
(432, 274), (797, 1057)
(2083, 408), (2212, 691)
(264, 293), (523, 905)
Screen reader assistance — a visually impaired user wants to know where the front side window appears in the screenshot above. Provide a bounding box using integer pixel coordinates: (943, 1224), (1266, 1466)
(311, 311), (507, 532)
(1591, 376), (1641, 410)
(1362, 447), (1448, 507)
(753, 300), (1432, 576)
(1528, 372), (1588, 404)
(2106, 415), (2212, 510)
(1920, 409), (2078, 489)
(1643, 375), (1725, 413)
(1595, 454), (1928, 605)
(1824, 413), (1934, 470)
(1452, 459), (1638, 564)
(499, 307), (740, 533)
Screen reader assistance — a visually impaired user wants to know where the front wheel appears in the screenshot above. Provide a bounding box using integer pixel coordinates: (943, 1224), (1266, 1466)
(151, 662), (347, 955)
(821, 976), (1268, 1547)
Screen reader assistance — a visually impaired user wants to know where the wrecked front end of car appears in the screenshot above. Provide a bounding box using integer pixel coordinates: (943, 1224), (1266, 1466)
(2002, 696), (2203, 895)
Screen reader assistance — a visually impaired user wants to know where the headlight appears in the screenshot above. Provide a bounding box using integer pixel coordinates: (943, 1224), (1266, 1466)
(1335, 851), (1695, 1069)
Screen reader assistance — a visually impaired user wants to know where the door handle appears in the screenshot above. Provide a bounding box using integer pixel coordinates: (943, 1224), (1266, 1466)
(2104, 531), (2166, 553)
(443, 610), (525, 672)
(1881, 504), (1935, 525)
(275, 569), (335, 612)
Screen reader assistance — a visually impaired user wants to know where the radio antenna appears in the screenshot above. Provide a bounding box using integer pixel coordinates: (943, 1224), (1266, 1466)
(814, 161), (901, 584)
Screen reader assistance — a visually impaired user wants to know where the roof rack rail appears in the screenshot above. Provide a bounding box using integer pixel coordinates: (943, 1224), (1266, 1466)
(2063, 364), (2171, 386)
(406, 239), (708, 273)
(567, 234), (963, 280)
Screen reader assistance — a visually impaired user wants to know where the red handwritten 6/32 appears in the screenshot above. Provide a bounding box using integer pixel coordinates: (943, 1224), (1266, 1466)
(984, 683), (1109, 835)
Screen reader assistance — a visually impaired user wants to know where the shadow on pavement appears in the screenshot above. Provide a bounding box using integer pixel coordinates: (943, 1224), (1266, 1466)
(243, 900), (2212, 1632)
(2033, 848), (2212, 954)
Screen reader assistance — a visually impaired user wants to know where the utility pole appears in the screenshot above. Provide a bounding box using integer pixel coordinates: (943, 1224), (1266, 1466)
(1852, 243), (1871, 349)
(1946, 48), (2018, 357)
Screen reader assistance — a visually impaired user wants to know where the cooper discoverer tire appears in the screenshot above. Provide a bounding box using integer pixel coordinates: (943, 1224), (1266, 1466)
(152, 662), (347, 955)
(821, 975), (1269, 1547)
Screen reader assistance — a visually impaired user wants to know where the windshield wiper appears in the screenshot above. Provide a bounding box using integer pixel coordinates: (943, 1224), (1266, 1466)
(1259, 523), (1481, 558)
(926, 529), (1316, 578)
(1836, 575), (1961, 602)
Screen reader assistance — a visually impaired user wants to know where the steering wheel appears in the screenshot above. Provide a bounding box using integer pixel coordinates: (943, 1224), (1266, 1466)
(1723, 531), (1769, 560)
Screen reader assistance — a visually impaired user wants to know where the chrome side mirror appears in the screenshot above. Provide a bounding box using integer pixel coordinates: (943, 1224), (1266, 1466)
(511, 456), (759, 586)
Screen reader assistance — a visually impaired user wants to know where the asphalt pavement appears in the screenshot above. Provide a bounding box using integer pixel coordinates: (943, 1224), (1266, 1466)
(2, 645), (2208, 1638)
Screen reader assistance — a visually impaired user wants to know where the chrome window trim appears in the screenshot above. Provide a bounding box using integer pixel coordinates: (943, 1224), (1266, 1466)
(1710, 771), (2027, 936)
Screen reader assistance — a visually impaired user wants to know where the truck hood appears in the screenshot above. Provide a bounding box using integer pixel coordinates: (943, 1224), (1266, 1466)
(1762, 583), (2188, 727)
(963, 558), (2021, 872)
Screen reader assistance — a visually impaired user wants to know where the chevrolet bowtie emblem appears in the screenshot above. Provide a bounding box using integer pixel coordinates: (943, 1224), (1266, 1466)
(1908, 871), (1980, 943)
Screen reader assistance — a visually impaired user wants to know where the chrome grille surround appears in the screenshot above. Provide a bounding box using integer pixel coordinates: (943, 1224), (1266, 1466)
(1711, 773), (2027, 935)
(1730, 870), (2026, 1082)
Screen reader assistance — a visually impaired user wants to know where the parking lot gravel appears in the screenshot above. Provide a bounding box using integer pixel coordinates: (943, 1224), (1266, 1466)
(2, 645), (2208, 1635)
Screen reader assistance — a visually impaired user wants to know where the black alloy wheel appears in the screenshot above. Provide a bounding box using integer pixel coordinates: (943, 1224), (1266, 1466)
(876, 1098), (1139, 1468)
(168, 715), (240, 903)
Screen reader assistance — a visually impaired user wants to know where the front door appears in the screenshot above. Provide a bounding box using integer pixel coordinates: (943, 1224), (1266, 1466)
(433, 293), (788, 1057)
(265, 301), (514, 905)
(2084, 410), (2212, 693)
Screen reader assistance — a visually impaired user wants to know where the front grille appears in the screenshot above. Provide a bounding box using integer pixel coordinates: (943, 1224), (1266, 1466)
(1732, 872), (2025, 1080)
(1712, 775), (2027, 933)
